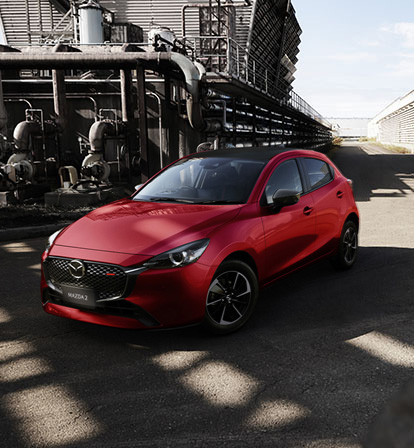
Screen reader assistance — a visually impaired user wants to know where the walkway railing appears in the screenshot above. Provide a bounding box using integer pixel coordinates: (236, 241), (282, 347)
(183, 35), (331, 129)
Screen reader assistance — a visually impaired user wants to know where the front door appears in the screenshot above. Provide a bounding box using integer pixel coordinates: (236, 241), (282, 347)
(260, 158), (316, 282)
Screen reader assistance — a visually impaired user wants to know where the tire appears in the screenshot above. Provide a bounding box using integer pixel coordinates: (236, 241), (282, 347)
(203, 260), (259, 335)
(332, 220), (358, 269)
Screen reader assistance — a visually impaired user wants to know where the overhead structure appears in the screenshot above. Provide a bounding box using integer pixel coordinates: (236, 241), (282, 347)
(0, 0), (332, 204)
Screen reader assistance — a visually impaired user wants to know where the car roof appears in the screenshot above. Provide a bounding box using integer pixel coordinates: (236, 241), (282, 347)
(189, 147), (320, 163)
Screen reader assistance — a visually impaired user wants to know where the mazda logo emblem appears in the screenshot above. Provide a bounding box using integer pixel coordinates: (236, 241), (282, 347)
(68, 260), (86, 279)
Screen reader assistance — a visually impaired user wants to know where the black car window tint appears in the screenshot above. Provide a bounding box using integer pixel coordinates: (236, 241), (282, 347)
(264, 159), (303, 205)
(303, 158), (333, 190)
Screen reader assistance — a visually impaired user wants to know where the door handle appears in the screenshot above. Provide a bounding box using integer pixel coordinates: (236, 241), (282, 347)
(303, 206), (314, 216)
(336, 190), (344, 198)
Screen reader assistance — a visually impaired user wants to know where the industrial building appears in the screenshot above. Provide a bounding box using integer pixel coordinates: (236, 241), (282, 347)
(0, 0), (332, 205)
(330, 118), (370, 140)
(368, 90), (414, 153)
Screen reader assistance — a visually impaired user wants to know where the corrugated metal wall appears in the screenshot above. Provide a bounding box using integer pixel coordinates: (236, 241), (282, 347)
(379, 104), (414, 148)
(0, 0), (258, 53)
(99, 0), (252, 45)
(99, 0), (199, 40)
(0, 0), (29, 45)
(0, 0), (68, 45)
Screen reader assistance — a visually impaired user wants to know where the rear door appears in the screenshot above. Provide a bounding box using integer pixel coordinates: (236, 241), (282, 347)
(299, 157), (346, 256)
(260, 158), (316, 282)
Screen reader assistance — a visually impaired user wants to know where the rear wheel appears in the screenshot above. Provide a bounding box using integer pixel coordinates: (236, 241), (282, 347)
(332, 220), (358, 269)
(203, 260), (259, 335)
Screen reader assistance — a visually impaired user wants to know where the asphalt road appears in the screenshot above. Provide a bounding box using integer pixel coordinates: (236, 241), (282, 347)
(1, 143), (414, 448)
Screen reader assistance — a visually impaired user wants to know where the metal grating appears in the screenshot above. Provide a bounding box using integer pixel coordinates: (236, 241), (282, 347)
(44, 257), (128, 300)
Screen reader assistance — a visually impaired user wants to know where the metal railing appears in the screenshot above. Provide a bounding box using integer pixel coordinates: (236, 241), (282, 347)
(183, 35), (331, 129)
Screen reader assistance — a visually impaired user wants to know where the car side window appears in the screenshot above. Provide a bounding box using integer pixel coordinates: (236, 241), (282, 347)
(263, 159), (303, 205)
(302, 158), (333, 190)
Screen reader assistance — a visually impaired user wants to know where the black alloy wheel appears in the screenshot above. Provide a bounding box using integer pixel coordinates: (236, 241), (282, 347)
(332, 220), (358, 269)
(203, 260), (259, 335)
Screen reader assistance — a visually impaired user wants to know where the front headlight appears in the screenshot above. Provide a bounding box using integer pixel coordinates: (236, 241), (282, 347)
(45, 228), (65, 253)
(143, 239), (210, 269)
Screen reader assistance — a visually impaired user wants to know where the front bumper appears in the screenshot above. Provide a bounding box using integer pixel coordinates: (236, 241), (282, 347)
(41, 254), (213, 329)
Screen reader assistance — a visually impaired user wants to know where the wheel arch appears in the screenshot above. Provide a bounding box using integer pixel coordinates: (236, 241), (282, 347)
(222, 251), (258, 278)
(346, 212), (359, 230)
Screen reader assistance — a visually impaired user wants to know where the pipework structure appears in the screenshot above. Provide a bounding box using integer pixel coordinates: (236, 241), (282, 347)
(0, 0), (332, 203)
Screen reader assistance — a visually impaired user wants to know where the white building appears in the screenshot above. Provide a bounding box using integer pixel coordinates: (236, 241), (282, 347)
(330, 118), (371, 139)
(368, 90), (414, 152)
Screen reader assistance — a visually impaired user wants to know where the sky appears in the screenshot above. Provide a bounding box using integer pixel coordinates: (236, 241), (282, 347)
(292, 0), (414, 119)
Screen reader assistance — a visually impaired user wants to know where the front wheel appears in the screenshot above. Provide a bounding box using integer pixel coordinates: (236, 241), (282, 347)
(332, 220), (358, 269)
(203, 260), (259, 335)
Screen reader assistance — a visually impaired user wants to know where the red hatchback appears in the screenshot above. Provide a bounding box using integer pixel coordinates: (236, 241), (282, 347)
(41, 148), (359, 334)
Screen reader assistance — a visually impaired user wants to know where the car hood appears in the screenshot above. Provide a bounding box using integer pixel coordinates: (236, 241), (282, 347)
(54, 198), (241, 255)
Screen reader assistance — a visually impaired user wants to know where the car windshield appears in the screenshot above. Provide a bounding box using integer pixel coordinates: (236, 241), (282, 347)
(133, 156), (266, 204)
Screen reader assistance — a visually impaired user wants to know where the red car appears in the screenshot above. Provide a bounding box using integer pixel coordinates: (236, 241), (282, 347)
(41, 148), (359, 334)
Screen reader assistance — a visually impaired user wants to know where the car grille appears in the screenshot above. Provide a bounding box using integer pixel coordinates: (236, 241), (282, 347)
(44, 257), (127, 301)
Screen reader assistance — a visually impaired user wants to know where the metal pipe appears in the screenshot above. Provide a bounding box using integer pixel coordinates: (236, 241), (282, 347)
(4, 93), (98, 118)
(88, 120), (116, 153)
(146, 91), (163, 170)
(13, 120), (42, 152)
(0, 50), (206, 131)
(4, 98), (33, 109)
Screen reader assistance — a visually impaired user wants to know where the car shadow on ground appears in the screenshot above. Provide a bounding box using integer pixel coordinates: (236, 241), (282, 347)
(1, 239), (414, 447)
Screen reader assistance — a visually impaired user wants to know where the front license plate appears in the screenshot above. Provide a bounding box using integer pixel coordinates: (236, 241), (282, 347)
(61, 286), (97, 308)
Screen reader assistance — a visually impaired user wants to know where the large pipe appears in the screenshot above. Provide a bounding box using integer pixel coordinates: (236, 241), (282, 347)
(88, 120), (116, 153)
(13, 120), (42, 152)
(0, 50), (206, 131)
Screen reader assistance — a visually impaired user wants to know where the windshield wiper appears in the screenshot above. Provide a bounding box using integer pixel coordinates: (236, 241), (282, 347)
(195, 200), (242, 205)
(149, 197), (196, 203)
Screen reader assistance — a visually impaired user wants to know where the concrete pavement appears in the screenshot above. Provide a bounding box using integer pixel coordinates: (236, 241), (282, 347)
(0, 143), (414, 447)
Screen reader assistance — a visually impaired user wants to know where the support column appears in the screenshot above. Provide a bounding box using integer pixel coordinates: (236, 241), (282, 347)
(52, 69), (68, 163)
(52, 44), (79, 163)
(136, 64), (149, 181)
(120, 68), (138, 182)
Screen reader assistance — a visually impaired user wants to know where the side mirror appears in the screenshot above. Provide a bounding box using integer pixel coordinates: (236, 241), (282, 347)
(134, 184), (143, 191)
(272, 189), (300, 213)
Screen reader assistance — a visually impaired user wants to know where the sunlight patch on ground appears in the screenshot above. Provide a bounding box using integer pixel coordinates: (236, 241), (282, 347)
(152, 350), (208, 371)
(1, 242), (36, 253)
(247, 399), (310, 429)
(371, 188), (408, 195)
(0, 342), (33, 362)
(305, 439), (360, 448)
(27, 263), (41, 271)
(0, 307), (12, 324)
(347, 331), (414, 367)
(180, 360), (258, 407)
(0, 357), (52, 382)
(4, 384), (103, 446)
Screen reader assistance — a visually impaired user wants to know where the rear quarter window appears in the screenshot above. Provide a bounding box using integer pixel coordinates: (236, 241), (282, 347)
(302, 158), (334, 190)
